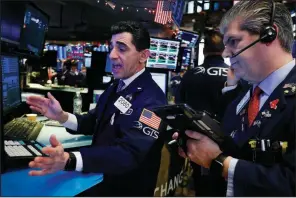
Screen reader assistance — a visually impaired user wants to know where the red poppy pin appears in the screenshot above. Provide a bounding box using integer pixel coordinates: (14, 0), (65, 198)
(270, 99), (279, 110)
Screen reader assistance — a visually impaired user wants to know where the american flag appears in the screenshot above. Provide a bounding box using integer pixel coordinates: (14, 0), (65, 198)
(154, 0), (173, 25)
(139, 109), (161, 130)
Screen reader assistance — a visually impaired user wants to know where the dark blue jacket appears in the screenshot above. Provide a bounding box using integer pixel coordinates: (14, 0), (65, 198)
(68, 70), (167, 196)
(222, 65), (296, 196)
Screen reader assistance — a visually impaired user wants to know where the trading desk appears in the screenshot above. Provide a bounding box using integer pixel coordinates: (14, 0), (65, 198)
(1, 116), (103, 196)
(36, 116), (93, 149)
(1, 169), (103, 196)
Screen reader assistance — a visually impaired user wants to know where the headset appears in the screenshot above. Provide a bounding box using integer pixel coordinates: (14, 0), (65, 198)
(231, 0), (277, 58)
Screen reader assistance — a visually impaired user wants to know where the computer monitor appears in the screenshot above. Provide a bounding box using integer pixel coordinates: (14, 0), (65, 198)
(0, 1), (25, 45)
(105, 54), (112, 73)
(20, 3), (49, 56)
(176, 29), (199, 48)
(1, 55), (22, 114)
(181, 47), (192, 69)
(84, 44), (92, 68)
(150, 72), (168, 95)
(171, 0), (185, 27)
(146, 37), (181, 70)
(198, 41), (230, 66)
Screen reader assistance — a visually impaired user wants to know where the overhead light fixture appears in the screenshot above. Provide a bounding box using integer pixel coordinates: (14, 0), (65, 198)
(106, 1), (116, 9)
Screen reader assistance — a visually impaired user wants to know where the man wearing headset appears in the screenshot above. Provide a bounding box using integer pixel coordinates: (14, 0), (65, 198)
(173, 0), (295, 196)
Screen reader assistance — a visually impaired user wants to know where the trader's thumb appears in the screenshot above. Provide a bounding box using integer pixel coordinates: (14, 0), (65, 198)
(47, 92), (57, 104)
(49, 134), (61, 147)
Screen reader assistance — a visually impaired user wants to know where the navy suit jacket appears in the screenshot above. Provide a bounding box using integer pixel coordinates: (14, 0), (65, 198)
(67, 70), (167, 196)
(222, 65), (296, 196)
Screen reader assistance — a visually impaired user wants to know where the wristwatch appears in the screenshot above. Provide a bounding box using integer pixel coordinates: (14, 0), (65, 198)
(64, 152), (77, 171)
(210, 153), (227, 176)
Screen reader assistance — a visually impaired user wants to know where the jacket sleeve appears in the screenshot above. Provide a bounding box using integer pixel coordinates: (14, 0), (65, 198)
(65, 104), (98, 135)
(79, 96), (167, 175)
(233, 149), (295, 196)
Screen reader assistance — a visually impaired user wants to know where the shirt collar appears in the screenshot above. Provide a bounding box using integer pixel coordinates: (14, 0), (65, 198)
(121, 68), (145, 90)
(254, 59), (295, 96)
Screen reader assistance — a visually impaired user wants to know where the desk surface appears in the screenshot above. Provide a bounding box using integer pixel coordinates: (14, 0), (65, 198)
(1, 169), (103, 196)
(36, 116), (92, 149)
(27, 83), (88, 93)
(1, 116), (100, 197)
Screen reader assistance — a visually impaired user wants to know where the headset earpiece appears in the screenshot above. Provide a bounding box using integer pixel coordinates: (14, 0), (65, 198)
(260, 25), (277, 43)
(260, 0), (277, 43)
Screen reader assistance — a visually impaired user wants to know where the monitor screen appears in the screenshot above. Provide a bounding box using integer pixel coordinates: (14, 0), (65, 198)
(146, 38), (180, 70)
(105, 54), (112, 73)
(1, 55), (21, 114)
(0, 1), (24, 45)
(171, 0), (185, 27)
(20, 4), (49, 56)
(198, 42), (230, 66)
(181, 47), (192, 69)
(151, 72), (167, 94)
(176, 30), (199, 48)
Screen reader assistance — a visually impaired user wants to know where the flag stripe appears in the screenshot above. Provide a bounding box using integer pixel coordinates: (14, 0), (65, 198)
(154, 0), (172, 25)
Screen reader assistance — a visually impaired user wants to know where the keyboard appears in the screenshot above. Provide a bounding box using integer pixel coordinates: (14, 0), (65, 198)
(3, 139), (47, 170)
(4, 118), (44, 140)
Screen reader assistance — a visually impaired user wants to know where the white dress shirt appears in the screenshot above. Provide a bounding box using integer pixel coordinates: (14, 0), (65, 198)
(226, 59), (295, 196)
(62, 68), (146, 171)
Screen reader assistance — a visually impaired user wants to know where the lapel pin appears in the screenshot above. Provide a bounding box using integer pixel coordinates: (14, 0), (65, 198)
(126, 94), (133, 101)
(284, 90), (289, 94)
(248, 139), (257, 149)
(262, 110), (272, 118)
(230, 130), (237, 138)
(253, 120), (261, 128)
(270, 99), (279, 110)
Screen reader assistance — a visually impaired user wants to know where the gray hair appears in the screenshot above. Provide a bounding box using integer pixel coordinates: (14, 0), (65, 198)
(219, 0), (294, 53)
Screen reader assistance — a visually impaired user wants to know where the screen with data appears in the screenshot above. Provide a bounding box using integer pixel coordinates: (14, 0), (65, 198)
(176, 30), (199, 48)
(147, 38), (180, 70)
(181, 47), (192, 69)
(151, 72), (167, 94)
(1, 55), (21, 113)
(20, 4), (49, 56)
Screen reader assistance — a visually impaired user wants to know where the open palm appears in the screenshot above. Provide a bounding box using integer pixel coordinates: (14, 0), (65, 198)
(26, 92), (64, 121)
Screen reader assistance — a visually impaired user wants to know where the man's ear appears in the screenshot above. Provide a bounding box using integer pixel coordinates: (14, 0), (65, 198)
(139, 49), (150, 63)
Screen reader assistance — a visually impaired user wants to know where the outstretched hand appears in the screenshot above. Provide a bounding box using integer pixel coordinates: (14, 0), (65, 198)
(26, 92), (68, 123)
(29, 134), (69, 176)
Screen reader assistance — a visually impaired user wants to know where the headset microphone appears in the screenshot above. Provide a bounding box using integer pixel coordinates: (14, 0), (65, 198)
(231, 38), (262, 58)
(230, 0), (277, 59)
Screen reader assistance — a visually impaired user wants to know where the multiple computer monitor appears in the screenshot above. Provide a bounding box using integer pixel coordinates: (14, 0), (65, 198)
(1, 2), (49, 56)
(146, 37), (181, 70)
